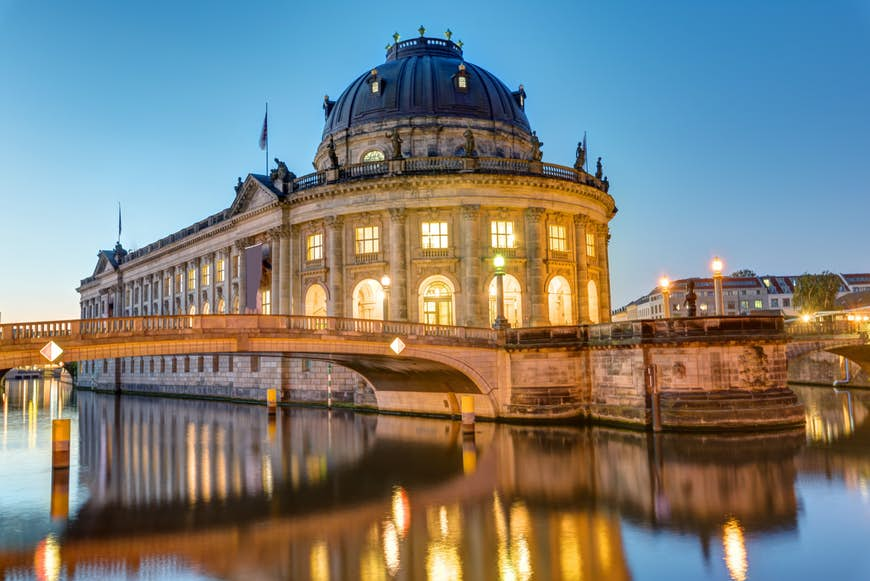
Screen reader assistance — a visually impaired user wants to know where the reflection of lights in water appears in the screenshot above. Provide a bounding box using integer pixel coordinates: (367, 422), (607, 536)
(186, 422), (197, 504)
(33, 534), (61, 581)
(361, 524), (386, 581)
(427, 540), (463, 581)
(439, 505), (449, 537)
(595, 517), (613, 572)
(493, 493), (534, 581)
(722, 518), (748, 581)
(310, 540), (330, 581)
(382, 520), (400, 576)
(262, 453), (273, 498)
(559, 515), (582, 581)
(290, 454), (300, 489)
(201, 424), (211, 503)
(216, 426), (228, 500)
(392, 486), (410, 538)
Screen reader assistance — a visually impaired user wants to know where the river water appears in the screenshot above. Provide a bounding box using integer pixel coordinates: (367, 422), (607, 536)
(0, 378), (868, 580)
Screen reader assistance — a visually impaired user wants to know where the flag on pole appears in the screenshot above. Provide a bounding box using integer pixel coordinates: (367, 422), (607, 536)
(117, 202), (122, 243)
(259, 109), (268, 151)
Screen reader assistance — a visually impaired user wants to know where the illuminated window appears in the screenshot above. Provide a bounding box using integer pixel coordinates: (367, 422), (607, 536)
(454, 63), (469, 92)
(201, 263), (210, 287)
(355, 226), (380, 255)
(422, 222), (448, 249)
(363, 150), (385, 162)
(548, 224), (567, 252)
(369, 68), (381, 94)
(586, 232), (596, 257)
(754, 299), (763, 309)
(216, 259), (225, 283)
(307, 233), (323, 261)
(491, 221), (515, 249)
(187, 267), (196, 290)
(261, 289), (271, 315)
(232, 255), (240, 278)
(457, 75), (467, 88)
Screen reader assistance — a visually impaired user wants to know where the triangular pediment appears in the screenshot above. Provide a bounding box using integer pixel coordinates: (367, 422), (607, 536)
(229, 175), (279, 216)
(91, 252), (116, 277)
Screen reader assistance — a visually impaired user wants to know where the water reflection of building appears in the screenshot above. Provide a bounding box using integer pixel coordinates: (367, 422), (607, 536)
(3, 392), (818, 580)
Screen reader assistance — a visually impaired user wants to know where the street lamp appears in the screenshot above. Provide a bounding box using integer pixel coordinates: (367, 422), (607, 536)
(492, 255), (510, 329)
(711, 256), (725, 316)
(381, 274), (391, 321)
(659, 276), (671, 319)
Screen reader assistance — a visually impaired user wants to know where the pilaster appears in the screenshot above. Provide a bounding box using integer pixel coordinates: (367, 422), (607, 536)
(388, 208), (408, 320)
(525, 207), (547, 326)
(573, 214), (590, 323)
(325, 216), (345, 317)
(461, 204), (483, 326)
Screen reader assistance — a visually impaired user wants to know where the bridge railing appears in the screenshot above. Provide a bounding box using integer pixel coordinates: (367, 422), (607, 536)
(786, 320), (868, 337)
(587, 316), (785, 345)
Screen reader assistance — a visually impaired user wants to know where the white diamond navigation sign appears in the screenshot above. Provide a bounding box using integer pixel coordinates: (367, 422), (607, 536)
(40, 341), (64, 363)
(390, 337), (406, 355)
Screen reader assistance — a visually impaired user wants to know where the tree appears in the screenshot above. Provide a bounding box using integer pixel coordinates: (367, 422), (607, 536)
(792, 272), (842, 313)
(730, 269), (757, 278)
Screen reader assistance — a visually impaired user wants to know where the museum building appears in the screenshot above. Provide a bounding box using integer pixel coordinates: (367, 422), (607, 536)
(76, 33), (617, 401)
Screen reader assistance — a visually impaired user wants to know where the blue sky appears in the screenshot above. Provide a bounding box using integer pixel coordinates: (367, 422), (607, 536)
(1, 0), (868, 323)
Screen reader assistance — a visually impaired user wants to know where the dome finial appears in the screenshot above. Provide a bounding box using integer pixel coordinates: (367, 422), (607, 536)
(457, 39), (464, 49)
(418, 25), (426, 37)
(392, 31), (400, 43)
(445, 29), (453, 41)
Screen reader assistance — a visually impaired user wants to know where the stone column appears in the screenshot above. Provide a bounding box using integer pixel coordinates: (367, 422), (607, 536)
(461, 205), (482, 326)
(223, 245), (233, 314)
(269, 228), (281, 315)
(597, 223), (612, 322)
(194, 258), (202, 314)
(156, 271), (163, 315)
(388, 208), (408, 320)
(289, 225), (301, 315)
(573, 215), (590, 323)
(525, 207), (547, 326)
(209, 252), (217, 314)
(279, 227), (291, 315)
(235, 240), (248, 314)
(325, 216), (345, 317)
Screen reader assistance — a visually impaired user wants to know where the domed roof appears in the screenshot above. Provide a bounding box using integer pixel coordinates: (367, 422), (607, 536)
(322, 37), (531, 137)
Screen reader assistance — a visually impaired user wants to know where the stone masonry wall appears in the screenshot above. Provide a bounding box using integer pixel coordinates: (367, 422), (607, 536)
(788, 350), (870, 387)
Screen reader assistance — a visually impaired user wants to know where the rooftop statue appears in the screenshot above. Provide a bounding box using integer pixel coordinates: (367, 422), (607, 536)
(327, 136), (339, 169)
(463, 129), (476, 157)
(387, 129), (404, 160)
(685, 280), (698, 317)
(530, 131), (543, 161)
(574, 141), (586, 170)
(595, 157), (603, 179)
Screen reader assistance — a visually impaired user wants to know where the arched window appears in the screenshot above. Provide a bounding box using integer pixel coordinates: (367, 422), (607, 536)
(489, 274), (523, 327)
(362, 150), (385, 163)
(587, 279), (599, 324)
(548, 276), (573, 325)
(305, 284), (328, 317)
(419, 277), (455, 326)
(352, 278), (385, 320)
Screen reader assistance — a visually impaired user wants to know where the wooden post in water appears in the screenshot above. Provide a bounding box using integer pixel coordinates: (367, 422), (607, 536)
(51, 419), (71, 468)
(50, 468), (70, 520)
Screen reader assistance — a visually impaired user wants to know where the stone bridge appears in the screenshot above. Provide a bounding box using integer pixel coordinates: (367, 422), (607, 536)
(785, 322), (870, 386)
(0, 315), (811, 430)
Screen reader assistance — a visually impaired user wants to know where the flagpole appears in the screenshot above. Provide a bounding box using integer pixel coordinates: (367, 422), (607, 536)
(265, 102), (269, 175)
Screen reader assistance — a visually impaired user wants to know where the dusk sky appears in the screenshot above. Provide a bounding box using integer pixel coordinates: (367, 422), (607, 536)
(1, 0), (868, 323)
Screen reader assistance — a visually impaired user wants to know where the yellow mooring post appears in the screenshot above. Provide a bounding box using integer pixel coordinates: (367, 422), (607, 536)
(50, 467), (70, 520)
(51, 419), (71, 469)
(266, 388), (278, 415)
(460, 395), (475, 431)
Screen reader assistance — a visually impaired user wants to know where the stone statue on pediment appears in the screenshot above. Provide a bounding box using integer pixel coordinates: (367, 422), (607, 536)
(463, 129), (476, 157)
(595, 157), (603, 179)
(530, 131), (543, 161)
(574, 140), (586, 170)
(327, 136), (339, 169)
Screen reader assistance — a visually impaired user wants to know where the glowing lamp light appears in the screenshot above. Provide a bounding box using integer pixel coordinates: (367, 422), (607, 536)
(381, 274), (391, 288)
(659, 276), (670, 290)
(801, 314), (811, 323)
(493, 254), (505, 270)
(847, 314), (855, 321)
(711, 256), (724, 275)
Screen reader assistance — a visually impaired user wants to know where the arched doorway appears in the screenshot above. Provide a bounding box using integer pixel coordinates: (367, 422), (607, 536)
(489, 274), (523, 328)
(587, 279), (599, 324)
(548, 276), (573, 325)
(419, 276), (455, 325)
(305, 284), (328, 317)
(352, 278), (385, 320)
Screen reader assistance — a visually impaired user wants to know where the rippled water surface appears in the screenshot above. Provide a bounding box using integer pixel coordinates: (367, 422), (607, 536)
(1, 378), (869, 580)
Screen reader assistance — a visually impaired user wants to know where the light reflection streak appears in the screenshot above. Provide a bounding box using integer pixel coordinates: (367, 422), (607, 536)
(310, 540), (330, 581)
(186, 421), (197, 504)
(382, 520), (400, 576)
(722, 518), (748, 581)
(559, 516), (582, 581)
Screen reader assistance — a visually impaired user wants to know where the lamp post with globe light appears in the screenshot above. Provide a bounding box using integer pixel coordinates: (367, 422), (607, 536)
(659, 277), (671, 319)
(711, 257), (724, 315)
(492, 255), (510, 329)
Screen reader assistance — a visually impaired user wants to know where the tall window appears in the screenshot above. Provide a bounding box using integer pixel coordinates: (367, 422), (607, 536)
(201, 263), (210, 287)
(548, 225), (567, 252)
(216, 259), (225, 283)
(187, 267), (196, 290)
(355, 226), (380, 255)
(232, 255), (240, 278)
(307, 233), (323, 261)
(261, 289), (271, 315)
(175, 271), (183, 292)
(363, 150), (385, 162)
(586, 232), (596, 257)
(491, 221), (515, 249)
(422, 222), (448, 249)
